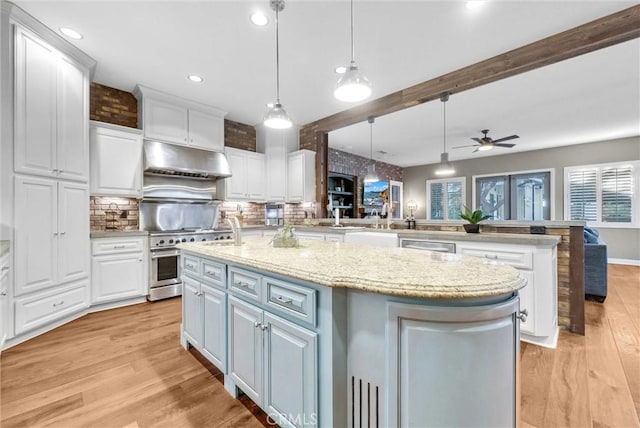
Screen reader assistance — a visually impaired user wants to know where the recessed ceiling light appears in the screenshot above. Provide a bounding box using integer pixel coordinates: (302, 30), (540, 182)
(187, 74), (204, 83)
(250, 12), (268, 26)
(334, 66), (347, 74)
(466, 1), (486, 10)
(59, 27), (83, 40)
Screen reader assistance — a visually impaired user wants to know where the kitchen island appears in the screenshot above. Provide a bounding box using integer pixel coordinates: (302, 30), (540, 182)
(178, 237), (526, 428)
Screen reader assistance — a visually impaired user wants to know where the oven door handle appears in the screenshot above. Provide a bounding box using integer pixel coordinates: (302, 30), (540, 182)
(150, 250), (181, 259)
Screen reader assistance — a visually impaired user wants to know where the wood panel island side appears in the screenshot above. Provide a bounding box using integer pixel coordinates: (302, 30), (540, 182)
(177, 237), (526, 428)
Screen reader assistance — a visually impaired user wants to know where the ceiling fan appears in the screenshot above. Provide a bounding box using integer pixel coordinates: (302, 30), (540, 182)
(453, 129), (519, 152)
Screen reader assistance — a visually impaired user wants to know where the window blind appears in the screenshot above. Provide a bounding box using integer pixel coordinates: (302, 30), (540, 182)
(430, 182), (444, 220)
(601, 166), (633, 223)
(568, 168), (597, 221)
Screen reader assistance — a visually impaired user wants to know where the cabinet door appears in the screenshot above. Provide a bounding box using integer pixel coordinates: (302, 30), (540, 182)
(265, 152), (287, 202)
(57, 56), (88, 182)
(91, 253), (145, 303)
(14, 27), (57, 178)
(14, 176), (58, 296)
(188, 109), (224, 152)
(224, 149), (248, 199)
(286, 153), (304, 202)
(90, 125), (143, 197)
(0, 255), (10, 345)
(202, 284), (226, 371)
(263, 313), (317, 428)
(58, 183), (90, 284)
(183, 277), (203, 347)
(246, 152), (266, 201)
(229, 296), (263, 405)
(518, 270), (535, 335)
(144, 98), (189, 145)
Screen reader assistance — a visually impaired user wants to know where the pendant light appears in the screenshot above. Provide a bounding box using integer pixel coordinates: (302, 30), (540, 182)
(264, 0), (292, 129)
(334, 0), (371, 103)
(435, 92), (455, 176)
(364, 116), (380, 183)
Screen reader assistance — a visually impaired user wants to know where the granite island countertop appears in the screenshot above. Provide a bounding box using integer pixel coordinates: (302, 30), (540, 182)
(177, 237), (526, 299)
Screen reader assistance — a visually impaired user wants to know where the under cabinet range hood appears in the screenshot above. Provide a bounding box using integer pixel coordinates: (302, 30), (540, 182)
(143, 140), (232, 179)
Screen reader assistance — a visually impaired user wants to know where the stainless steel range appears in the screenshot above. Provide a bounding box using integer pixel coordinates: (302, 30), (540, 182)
(140, 140), (233, 301)
(148, 229), (232, 301)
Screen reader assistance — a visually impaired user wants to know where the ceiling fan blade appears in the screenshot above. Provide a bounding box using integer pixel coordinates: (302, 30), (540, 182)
(472, 148), (480, 153)
(471, 137), (482, 143)
(492, 135), (519, 143)
(494, 143), (516, 148)
(452, 144), (478, 149)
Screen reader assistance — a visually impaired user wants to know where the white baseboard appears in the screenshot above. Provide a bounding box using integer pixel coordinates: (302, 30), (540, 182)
(521, 326), (559, 349)
(609, 258), (640, 266)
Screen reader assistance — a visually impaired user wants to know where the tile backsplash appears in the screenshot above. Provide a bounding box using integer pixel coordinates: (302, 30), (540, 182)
(90, 197), (139, 231)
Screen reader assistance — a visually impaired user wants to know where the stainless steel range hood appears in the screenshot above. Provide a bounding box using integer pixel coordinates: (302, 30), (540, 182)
(143, 140), (232, 179)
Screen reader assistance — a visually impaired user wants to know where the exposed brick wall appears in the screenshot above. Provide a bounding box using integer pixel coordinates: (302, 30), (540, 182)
(90, 197), (139, 231)
(90, 82), (138, 128)
(224, 119), (256, 151)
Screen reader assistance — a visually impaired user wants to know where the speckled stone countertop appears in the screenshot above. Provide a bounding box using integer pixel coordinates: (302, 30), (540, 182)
(178, 237), (526, 299)
(90, 230), (149, 239)
(0, 240), (9, 258)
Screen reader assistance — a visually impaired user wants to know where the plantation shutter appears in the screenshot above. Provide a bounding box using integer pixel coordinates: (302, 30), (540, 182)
(601, 165), (633, 223)
(568, 168), (598, 221)
(430, 182), (444, 220)
(447, 181), (464, 220)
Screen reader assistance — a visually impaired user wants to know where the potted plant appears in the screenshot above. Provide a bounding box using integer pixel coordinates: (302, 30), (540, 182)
(459, 206), (491, 233)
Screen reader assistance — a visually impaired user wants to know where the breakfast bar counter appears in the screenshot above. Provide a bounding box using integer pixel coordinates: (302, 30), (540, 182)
(178, 237), (525, 428)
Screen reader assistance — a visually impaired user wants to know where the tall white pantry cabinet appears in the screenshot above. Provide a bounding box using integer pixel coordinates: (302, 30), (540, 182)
(0, 3), (96, 346)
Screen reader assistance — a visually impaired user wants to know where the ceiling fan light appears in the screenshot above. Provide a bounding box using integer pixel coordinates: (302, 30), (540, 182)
(363, 164), (379, 183)
(477, 144), (493, 151)
(334, 65), (371, 102)
(264, 103), (293, 129)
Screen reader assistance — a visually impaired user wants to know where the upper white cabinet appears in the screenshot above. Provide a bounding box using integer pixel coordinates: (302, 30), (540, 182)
(14, 26), (89, 182)
(287, 150), (316, 203)
(256, 125), (299, 202)
(133, 85), (226, 152)
(218, 147), (266, 201)
(90, 121), (143, 198)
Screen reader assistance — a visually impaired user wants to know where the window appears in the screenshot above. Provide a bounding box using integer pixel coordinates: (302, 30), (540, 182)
(426, 177), (465, 220)
(565, 161), (638, 227)
(474, 170), (552, 221)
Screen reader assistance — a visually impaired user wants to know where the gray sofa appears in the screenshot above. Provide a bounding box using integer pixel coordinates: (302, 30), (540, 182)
(584, 227), (607, 303)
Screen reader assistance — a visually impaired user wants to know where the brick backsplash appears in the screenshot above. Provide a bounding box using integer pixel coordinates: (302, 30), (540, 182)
(90, 197), (139, 231)
(224, 120), (257, 151)
(90, 83), (138, 128)
(218, 201), (316, 227)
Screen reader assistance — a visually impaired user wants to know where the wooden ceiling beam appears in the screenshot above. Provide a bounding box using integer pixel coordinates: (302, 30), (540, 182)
(303, 4), (640, 133)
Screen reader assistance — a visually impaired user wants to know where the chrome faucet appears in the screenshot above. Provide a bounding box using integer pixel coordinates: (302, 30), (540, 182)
(226, 217), (242, 246)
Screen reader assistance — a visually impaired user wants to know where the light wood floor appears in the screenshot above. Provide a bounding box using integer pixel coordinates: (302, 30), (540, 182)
(1, 264), (639, 428)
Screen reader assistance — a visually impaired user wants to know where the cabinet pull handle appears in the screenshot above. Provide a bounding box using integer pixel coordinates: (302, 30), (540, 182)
(138, 259), (143, 262)
(53, 300), (64, 307)
(113, 245), (126, 249)
(205, 271), (218, 279)
(485, 254), (498, 260)
(275, 295), (293, 304)
(60, 231), (66, 235)
(260, 324), (268, 331)
(52, 169), (59, 173)
(1, 266), (8, 272)
(235, 281), (250, 288)
(517, 309), (528, 322)
(0, 290), (7, 296)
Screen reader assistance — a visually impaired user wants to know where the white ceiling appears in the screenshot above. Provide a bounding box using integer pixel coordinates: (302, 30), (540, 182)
(15, 0), (640, 167)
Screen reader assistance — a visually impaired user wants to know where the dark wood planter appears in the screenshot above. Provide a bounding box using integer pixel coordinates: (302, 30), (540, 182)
(463, 224), (480, 233)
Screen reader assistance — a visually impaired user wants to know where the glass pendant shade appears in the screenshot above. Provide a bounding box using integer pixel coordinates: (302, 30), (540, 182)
(434, 152), (455, 176)
(334, 64), (371, 102)
(264, 103), (292, 129)
(363, 163), (379, 183)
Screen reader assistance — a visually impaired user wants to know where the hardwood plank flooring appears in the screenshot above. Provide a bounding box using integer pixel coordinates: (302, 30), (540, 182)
(1, 264), (639, 427)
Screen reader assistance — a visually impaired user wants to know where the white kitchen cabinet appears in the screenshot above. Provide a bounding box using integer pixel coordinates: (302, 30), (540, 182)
(90, 122), (143, 198)
(219, 147), (266, 201)
(14, 177), (89, 297)
(134, 85), (226, 152)
(14, 26), (89, 183)
(202, 283), (226, 369)
(286, 150), (315, 203)
(91, 236), (147, 304)
(183, 276), (203, 349)
(228, 296), (317, 428)
(456, 241), (557, 346)
(256, 125), (299, 202)
(0, 252), (10, 347)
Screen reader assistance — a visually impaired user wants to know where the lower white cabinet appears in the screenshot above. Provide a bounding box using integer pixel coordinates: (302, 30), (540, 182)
(229, 296), (317, 428)
(91, 236), (147, 304)
(183, 277), (203, 348)
(0, 252), (10, 347)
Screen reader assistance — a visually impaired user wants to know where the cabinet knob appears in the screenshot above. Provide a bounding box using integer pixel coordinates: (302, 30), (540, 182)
(138, 259), (143, 262)
(0, 290), (7, 296)
(53, 300), (64, 307)
(1, 266), (8, 272)
(260, 324), (268, 331)
(52, 169), (59, 173)
(60, 231), (66, 235)
(254, 321), (261, 328)
(53, 232), (59, 236)
(517, 309), (528, 322)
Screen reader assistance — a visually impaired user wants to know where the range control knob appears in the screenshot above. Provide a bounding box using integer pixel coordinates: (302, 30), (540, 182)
(201, 238), (206, 241)
(190, 238), (195, 242)
(226, 235), (232, 240)
(159, 240), (165, 245)
(168, 239), (174, 244)
(181, 238), (187, 243)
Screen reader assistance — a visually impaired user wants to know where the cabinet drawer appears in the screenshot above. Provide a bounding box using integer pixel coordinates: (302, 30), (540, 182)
(15, 281), (88, 334)
(228, 267), (261, 302)
(264, 277), (316, 326)
(182, 254), (201, 276)
(202, 259), (225, 288)
(458, 246), (533, 270)
(92, 237), (144, 255)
